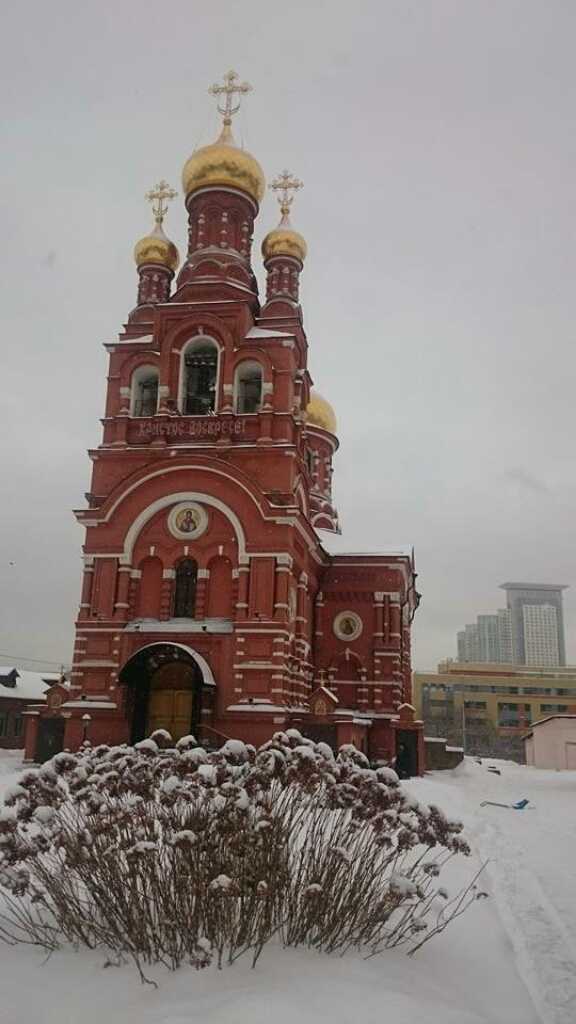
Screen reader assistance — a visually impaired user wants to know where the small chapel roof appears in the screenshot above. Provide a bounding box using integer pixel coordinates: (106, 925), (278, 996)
(316, 530), (413, 559)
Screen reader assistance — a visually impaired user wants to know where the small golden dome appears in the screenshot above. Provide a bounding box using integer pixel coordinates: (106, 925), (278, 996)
(134, 220), (179, 272)
(182, 124), (265, 204)
(263, 171), (306, 263)
(306, 390), (337, 434)
(262, 223), (307, 263)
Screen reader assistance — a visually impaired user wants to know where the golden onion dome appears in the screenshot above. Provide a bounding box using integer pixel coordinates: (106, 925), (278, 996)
(182, 123), (265, 204)
(262, 217), (307, 263)
(263, 172), (307, 263)
(134, 220), (179, 272)
(306, 390), (337, 435)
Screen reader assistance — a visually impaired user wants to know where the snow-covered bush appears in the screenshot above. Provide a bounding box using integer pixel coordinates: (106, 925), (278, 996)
(0, 730), (480, 978)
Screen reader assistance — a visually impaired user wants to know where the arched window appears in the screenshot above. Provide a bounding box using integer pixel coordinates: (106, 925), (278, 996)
(131, 365), (159, 417)
(182, 339), (218, 415)
(235, 361), (263, 414)
(173, 559), (198, 618)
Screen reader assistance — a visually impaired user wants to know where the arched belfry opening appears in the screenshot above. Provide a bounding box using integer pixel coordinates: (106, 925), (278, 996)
(119, 643), (214, 744)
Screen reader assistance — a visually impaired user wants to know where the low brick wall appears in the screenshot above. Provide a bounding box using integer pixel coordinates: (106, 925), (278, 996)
(425, 736), (464, 770)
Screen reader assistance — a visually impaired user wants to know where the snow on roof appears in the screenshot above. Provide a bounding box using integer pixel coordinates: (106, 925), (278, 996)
(245, 326), (294, 339)
(124, 618), (233, 634)
(226, 702), (287, 713)
(526, 714), (576, 735)
(61, 700), (118, 710)
(316, 530), (413, 559)
(115, 334), (154, 345)
(0, 669), (53, 702)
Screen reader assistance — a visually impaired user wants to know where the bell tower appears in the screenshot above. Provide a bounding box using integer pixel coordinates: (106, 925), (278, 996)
(176, 70), (264, 306)
(24, 71), (422, 774)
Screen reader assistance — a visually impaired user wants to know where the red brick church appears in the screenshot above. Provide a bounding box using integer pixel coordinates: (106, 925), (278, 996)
(24, 72), (423, 772)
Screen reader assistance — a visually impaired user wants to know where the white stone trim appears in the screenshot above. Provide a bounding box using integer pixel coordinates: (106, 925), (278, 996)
(75, 628), (123, 633)
(123, 641), (216, 686)
(72, 659), (118, 667)
(122, 491), (247, 563)
(233, 661), (277, 669)
(235, 629), (290, 637)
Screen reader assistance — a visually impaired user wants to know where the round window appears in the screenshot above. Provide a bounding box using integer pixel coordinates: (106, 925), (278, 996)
(333, 611), (363, 641)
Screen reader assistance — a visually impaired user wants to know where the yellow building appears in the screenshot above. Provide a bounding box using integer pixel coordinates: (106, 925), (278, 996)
(414, 661), (576, 759)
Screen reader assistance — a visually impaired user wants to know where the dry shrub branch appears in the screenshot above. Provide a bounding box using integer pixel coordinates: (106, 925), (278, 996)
(0, 730), (483, 978)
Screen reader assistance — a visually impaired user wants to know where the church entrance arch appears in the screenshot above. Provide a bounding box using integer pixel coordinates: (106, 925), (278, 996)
(119, 643), (213, 744)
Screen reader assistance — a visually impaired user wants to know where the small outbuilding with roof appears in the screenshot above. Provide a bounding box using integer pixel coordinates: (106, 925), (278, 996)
(0, 668), (60, 749)
(524, 714), (576, 770)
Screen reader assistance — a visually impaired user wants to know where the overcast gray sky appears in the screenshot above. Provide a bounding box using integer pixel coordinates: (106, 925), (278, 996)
(1, 0), (576, 672)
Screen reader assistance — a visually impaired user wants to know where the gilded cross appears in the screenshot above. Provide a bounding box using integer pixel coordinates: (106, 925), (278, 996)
(145, 180), (178, 225)
(269, 170), (304, 216)
(208, 70), (252, 127)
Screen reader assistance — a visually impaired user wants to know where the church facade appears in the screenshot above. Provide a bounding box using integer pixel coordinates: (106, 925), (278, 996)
(24, 73), (424, 772)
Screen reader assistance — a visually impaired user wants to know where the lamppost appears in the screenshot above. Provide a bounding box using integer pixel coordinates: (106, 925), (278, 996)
(81, 713), (92, 745)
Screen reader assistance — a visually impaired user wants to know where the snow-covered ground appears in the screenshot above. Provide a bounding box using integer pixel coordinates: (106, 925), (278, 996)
(0, 753), (574, 1024)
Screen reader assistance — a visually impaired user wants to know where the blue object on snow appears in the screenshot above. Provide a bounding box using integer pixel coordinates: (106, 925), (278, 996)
(480, 798), (531, 809)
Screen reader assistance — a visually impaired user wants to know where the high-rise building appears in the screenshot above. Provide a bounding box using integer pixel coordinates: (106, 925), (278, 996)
(456, 583), (568, 666)
(457, 624), (480, 663)
(23, 72), (423, 771)
(457, 609), (512, 664)
(501, 583), (568, 667)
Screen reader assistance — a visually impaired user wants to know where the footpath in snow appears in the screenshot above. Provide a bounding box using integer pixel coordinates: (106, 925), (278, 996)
(1, 753), (573, 1024)
(406, 758), (576, 1024)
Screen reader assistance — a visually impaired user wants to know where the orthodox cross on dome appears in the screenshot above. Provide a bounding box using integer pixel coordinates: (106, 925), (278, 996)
(269, 170), (304, 216)
(208, 70), (252, 127)
(145, 180), (178, 226)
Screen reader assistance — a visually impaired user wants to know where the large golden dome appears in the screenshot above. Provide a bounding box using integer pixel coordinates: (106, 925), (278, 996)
(182, 124), (265, 204)
(306, 391), (337, 434)
(134, 220), (179, 272)
(262, 222), (307, 263)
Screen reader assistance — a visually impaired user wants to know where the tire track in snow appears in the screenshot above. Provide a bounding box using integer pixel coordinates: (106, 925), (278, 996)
(475, 816), (576, 1024)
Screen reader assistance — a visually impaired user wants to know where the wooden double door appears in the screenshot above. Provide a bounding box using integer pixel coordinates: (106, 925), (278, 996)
(146, 661), (198, 742)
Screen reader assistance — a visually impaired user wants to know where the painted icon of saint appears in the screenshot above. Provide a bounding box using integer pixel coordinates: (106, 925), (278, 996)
(177, 508), (198, 533)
